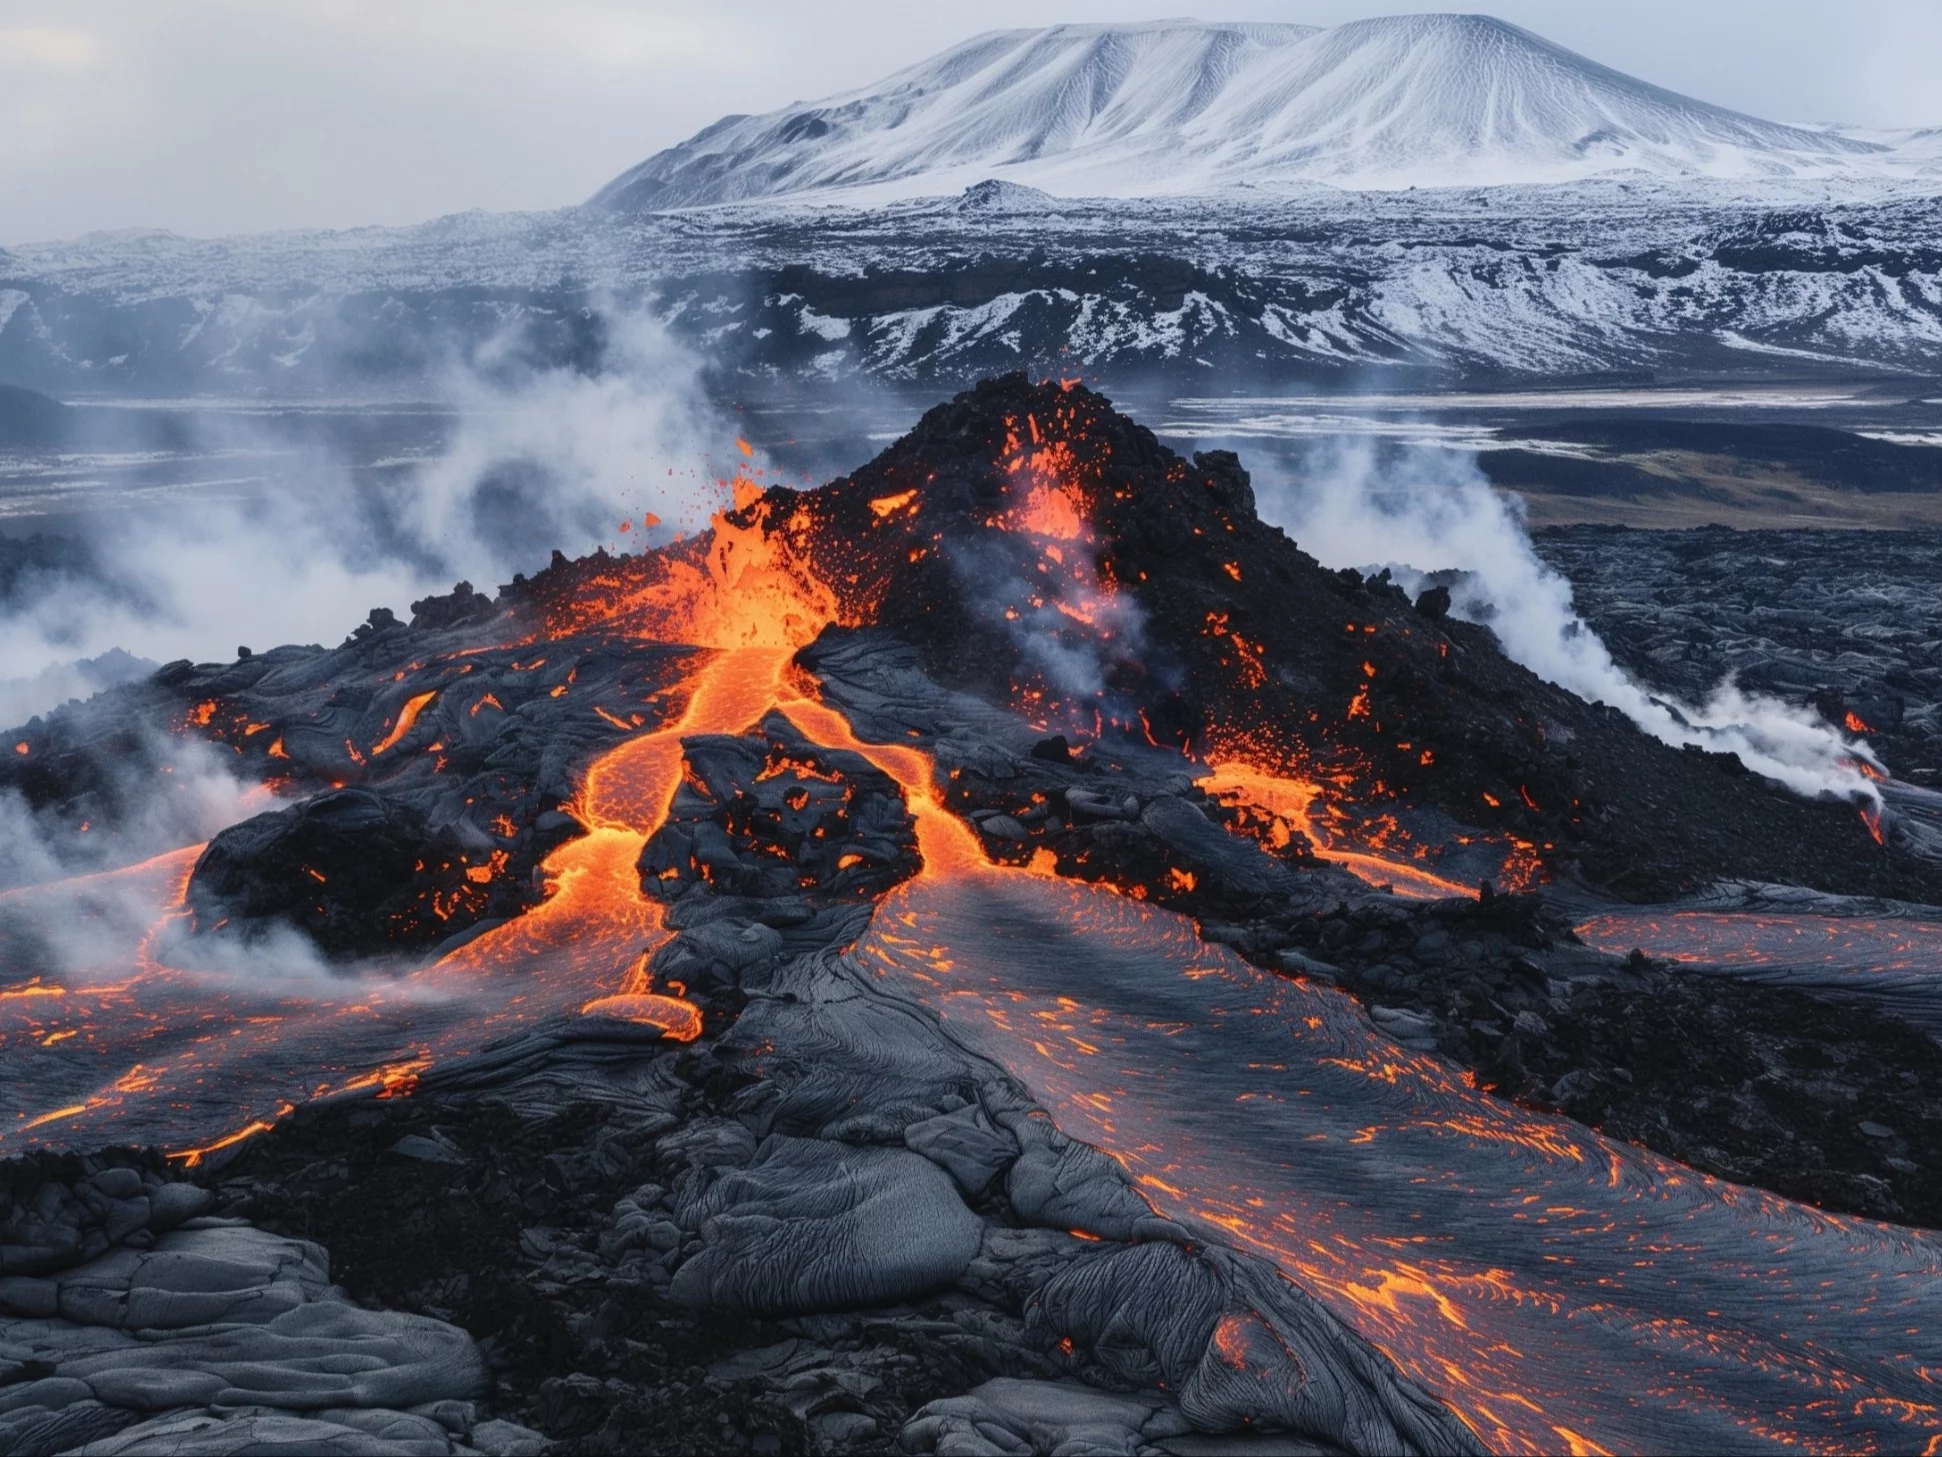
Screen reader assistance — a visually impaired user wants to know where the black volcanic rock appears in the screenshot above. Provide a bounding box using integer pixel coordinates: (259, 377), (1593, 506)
(7, 601), (701, 955)
(805, 628), (1942, 1228)
(188, 788), (484, 958)
(409, 579), (501, 631)
(0, 1149), (491, 1453)
(1537, 524), (1942, 786)
(0, 1148), (212, 1275)
(639, 711), (919, 906)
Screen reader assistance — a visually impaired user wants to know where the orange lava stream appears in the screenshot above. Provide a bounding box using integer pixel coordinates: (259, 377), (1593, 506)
(369, 689), (437, 757)
(0, 650), (808, 1152)
(18, 451), (1933, 1456)
(441, 643), (799, 1039)
(767, 687), (986, 879)
(1199, 761), (1479, 901)
(847, 869), (1942, 1457)
(4, 477), (852, 1154)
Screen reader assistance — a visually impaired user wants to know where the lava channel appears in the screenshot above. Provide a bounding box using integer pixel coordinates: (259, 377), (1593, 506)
(848, 865), (1942, 1454)
(0, 646), (813, 1156)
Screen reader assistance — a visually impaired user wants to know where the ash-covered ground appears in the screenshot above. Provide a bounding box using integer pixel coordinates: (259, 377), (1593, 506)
(3, 378), (1942, 1456)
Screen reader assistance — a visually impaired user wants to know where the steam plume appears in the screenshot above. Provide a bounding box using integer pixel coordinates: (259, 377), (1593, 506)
(0, 306), (749, 733)
(1250, 437), (1879, 804)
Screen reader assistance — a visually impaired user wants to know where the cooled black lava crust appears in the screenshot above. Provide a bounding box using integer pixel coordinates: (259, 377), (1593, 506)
(1538, 524), (1942, 783)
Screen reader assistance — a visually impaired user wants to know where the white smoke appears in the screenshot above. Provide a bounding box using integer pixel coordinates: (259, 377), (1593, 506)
(947, 528), (1148, 725)
(0, 298), (755, 946)
(1251, 437), (1879, 804)
(400, 305), (738, 586)
(0, 304), (749, 730)
(0, 508), (430, 690)
(0, 728), (263, 893)
(0, 725), (285, 1003)
(0, 650), (156, 737)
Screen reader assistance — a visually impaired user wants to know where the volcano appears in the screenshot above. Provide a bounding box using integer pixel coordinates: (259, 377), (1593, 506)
(4, 377), (1942, 1454)
(533, 374), (1918, 904)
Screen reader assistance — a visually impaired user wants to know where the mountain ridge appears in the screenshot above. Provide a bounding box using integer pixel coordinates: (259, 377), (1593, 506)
(594, 13), (1927, 211)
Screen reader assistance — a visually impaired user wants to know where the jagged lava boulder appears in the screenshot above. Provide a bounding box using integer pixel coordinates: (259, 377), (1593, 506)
(188, 788), (499, 958)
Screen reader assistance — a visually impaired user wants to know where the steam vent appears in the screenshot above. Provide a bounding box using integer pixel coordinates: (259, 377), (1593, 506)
(5, 375), (1942, 1455)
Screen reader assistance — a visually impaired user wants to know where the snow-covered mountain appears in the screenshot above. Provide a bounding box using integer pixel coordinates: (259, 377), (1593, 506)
(594, 15), (1928, 210)
(7, 17), (1942, 401)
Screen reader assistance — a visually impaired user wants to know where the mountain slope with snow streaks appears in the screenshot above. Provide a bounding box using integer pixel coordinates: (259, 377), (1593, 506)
(595, 15), (1927, 209)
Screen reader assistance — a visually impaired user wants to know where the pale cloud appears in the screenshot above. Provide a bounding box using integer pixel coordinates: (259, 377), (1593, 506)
(0, 26), (100, 69)
(0, 1), (1936, 243)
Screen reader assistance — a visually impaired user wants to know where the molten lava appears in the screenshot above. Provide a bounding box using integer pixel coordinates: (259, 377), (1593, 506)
(439, 642), (806, 1043)
(0, 471), (850, 1151)
(10, 380), (1931, 1452)
(0, 390), (1558, 1153)
(370, 690), (437, 757)
(1199, 761), (1481, 900)
(538, 495), (844, 650)
(850, 869), (1942, 1456)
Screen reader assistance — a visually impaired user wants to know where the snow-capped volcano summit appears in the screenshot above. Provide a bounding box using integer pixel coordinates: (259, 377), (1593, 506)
(594, 13), (1916, 210)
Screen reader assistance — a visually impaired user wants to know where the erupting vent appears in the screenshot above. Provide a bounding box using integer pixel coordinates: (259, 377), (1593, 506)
(5, 373), (1923, 1157)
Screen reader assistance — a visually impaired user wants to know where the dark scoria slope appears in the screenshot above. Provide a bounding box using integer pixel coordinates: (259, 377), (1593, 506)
(758, 373), (1931, 902)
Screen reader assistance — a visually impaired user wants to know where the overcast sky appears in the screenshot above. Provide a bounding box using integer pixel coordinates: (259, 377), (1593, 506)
(3, 0), (1939, 243)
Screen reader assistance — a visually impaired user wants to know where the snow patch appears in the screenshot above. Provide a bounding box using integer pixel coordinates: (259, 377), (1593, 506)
(798, 306), (852, 341)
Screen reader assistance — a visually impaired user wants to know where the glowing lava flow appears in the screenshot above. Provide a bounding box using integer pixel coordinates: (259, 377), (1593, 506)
(844, 865), (1942, 1455)
(769, 685), (986, 879)
(699, 686), (1942, 1452)
(436, 644), (800, 1037)
(0, 647), (819, 1155)
(0, 465), (853, 1156)
(10, 433), (1940, 1454)
(1199, 761), (1481, 901)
